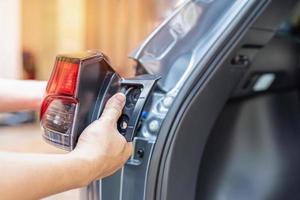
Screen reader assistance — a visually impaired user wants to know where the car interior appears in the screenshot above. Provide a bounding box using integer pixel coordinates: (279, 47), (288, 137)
(197, 23), (300, 200)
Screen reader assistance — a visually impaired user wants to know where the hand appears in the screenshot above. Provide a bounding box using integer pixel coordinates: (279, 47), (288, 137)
(71, 93), (133, 184)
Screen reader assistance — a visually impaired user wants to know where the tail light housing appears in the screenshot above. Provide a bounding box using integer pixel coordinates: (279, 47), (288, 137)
(40, 51), (116, 150)
(40, 50), (160, 151)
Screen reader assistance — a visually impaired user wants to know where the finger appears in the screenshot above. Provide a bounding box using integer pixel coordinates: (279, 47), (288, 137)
(100, 93), (126, 123)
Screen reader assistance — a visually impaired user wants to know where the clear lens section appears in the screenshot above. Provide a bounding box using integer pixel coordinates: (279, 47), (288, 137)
(41, 98), (76, 148)
(43, 129), (71, 147)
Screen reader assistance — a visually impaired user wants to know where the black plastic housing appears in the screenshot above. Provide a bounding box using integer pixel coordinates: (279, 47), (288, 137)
(41, 51), (159, 150)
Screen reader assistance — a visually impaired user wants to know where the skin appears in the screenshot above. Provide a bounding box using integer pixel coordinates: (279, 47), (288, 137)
(0, 79), (133, 199)
(0, 79), (47, 112)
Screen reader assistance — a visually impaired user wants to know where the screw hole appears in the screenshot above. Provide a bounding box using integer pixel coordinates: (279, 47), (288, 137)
(137, 148), (144, 159)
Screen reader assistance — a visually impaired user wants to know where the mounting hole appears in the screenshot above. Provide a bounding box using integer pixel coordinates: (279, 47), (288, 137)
(137, 148), (145, 158)
(125, 87), (142, 109)
(117, 114), (129, 135)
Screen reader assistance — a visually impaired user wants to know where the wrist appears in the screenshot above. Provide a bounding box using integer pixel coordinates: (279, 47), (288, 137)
(66, 152), (95, 187)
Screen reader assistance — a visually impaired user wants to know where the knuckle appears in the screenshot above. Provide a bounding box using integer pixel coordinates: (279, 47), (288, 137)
(99, 115), (113, 123)
(94, 117), (109, 127)
(105, 104), (121, 116)
(111, 105), (122, 115)
(106, 96), (122, 108)
(125, 143), (133, 156)
(106, 96), (115, 105)
(120, 135), (126, 148)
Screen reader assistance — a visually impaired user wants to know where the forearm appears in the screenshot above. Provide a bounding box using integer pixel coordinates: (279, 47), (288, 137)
(0, 79), (47, 112)
(0, 152), (91, 199)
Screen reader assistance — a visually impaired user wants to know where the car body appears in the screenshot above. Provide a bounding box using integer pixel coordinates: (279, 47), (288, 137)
(43, 0), (300, 199)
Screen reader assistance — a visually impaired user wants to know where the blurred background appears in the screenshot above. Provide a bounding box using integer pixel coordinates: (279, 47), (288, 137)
(0, 0), (184, 199)
(0, 0), (185, 80)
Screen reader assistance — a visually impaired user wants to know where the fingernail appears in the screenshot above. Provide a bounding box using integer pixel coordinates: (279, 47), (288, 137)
(114, 93), (126, 103)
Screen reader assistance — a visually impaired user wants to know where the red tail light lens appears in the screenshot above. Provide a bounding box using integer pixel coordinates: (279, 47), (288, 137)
(40, 60), (79, 119)
(47, 60), (79, 96)
(40, 58), (80, 148)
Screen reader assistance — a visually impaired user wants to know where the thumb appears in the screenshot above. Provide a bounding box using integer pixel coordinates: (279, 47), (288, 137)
(100, 93), (126, 123)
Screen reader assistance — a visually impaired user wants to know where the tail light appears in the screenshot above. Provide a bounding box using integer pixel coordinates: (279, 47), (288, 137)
(40, 50), (160, 151)
(40, 60), (79, 130)
(40, 59), (79, 148)
(40, 51), (116, 150)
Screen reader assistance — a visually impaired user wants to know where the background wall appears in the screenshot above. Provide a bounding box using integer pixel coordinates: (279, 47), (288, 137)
(22, 0), (57, 80)
(0, 0), (21, 79)
(21, 0), (159, 80)
(0, 0), (184, 80)
(85, 0), (156, 76)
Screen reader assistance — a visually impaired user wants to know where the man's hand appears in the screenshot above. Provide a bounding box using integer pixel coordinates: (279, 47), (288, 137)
(0, 93), (132, 199)
(71, 93), (133, 183)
